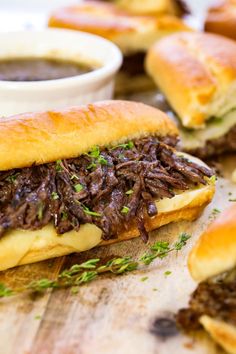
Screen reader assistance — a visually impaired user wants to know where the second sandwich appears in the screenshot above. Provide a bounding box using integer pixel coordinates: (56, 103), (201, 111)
(146, 32), (236, 158)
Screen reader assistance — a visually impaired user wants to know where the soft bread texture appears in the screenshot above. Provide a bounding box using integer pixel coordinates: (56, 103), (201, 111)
(0, 100), (178, 171)
(48, 1), (190, 54)
(0, 183), (214, 271)
(116, 0), (184, 15)
(146, 32), (236, 128)
(188, 204), (236, 282)
(200, 316), (236, 354)
(205, 0), (236, 41)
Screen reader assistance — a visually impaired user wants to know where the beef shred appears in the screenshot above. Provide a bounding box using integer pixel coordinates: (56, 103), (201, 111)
(176, 276), (236, 331)
(0, 136), (212, 241)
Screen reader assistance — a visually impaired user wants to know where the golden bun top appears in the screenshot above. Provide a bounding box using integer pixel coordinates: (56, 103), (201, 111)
(188, 204), (236, 281)
(48, 1), (190, 54)
(146, 31), (236, 128)
(0, 100), (178, 171)
(205, 0), (236, 40)
(116, 0), (185, 16)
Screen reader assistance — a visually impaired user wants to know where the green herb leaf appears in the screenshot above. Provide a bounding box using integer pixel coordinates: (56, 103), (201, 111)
(208, 175), (216, 184)
(125, 190), (133, 195)
(140, 276), (148, 282)
(83, 206), (101, 217)
(55, 160), (63, 172)
(61, 211), (68, 221)
(97, 155), (108, 165)
(229, 198), (236, 202)
(70, 174), (79, 180)
(6, 173), (19, 184)
(164, 270), (172, 276)
(87, 146), (100, 159)
(74, 184), (83, 193)
(37, 203), (44, 221)
(87, 162), (97, 170)
(121, 206), (130, 214)
(0, 283), (13, 297)
(114, 141), (134, 150)
(28, 278), (58, 292)
(51, 192), (59, 200)
(174, 233), (191, 251)
(75, 271), (97, 285)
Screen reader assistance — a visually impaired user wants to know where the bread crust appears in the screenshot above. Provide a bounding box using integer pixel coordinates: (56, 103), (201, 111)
(200, 315), (236, 354)
(146, 32), (236, 128)
(188, 204), (236, 282)
(48, 1), (190, 53)
(0, 100), (178, 171)
(205, 0), (236, 41)
(0, 183), (214, 271)
(116, 0), (184, 16)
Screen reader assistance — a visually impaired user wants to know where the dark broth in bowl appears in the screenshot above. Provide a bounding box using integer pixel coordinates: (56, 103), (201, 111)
(0, 58), (94, 81)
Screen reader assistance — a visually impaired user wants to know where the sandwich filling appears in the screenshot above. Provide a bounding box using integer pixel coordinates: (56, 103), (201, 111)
(155, 95), (236, 158)
(0, 136), (212, 242)
(176, 268), (236, 331)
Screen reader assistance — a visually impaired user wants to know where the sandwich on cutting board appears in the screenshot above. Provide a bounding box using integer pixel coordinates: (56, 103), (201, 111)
(146, 31), (236, 158)
(177, 204), (236, 354)
(0, 100), (215, 271)
(48, 0), (191, 94)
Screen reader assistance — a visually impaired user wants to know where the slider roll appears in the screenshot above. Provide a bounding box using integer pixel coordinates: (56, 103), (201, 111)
(177, 205), (236, 354)
(146, 32), (236, 157)
(0, 101), (214, 270)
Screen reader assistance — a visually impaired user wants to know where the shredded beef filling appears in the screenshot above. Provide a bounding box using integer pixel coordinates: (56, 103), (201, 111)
(188, 124), (236, 159)
(0, 136), (212, 241)
(176, 277), (236, 331)
(121, 52), (146, 76)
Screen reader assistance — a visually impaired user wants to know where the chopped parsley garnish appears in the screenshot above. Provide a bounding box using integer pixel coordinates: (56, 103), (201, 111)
(6, 173), (20, 184)
(74, 184), (83, 193)
(37, 203), (44, 220)
(82, 206), (101, 217)
(208, 175), (216, 184)
(86, 146), (108, 169)
(125, 189), (133, 195)
(112, 141), (134, 150)
(55, 160), (63, 172)
(87, 162), (97, 170)
(70, 174), (79, 180)
(61, 211), (68, 221)
(229, 198), (236, 202)
(51, 192), (59, 200)
(140, 276), (148, 282)
(164, 270), (172, 277)
(121, 206), (130, 214)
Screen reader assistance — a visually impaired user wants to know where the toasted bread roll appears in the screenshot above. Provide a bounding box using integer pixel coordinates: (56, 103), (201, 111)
(205, 0), (236, 41)
(48, 1), (190, 55)
(146, 32), (236, 128)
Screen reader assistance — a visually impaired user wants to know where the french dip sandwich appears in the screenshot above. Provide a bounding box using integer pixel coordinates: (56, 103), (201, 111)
(0, 100), (214, 271)
(48, 1), (190, 93)
(177, 205), (236, 354)
(146, 32), (236, 158)
(205, 0), (236, 41)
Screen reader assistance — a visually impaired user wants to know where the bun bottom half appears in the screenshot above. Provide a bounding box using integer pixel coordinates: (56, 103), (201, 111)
(0, 184), (214, 271)
(200, 316), (236, 354)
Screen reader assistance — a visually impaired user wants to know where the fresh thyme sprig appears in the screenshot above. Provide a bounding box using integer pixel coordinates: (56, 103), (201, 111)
(139, 233), (191, 265)
(0, 233), (190, 298)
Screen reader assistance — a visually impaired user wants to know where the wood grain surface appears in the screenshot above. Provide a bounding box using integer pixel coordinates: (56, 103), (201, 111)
(0, 154), (234, 354)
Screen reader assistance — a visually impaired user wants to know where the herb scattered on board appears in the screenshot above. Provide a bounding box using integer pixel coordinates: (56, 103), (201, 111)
(0, 233), (191, 298)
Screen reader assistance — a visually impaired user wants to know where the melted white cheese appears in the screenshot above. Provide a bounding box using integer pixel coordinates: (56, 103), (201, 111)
(180, 110), (236, 150)
(0, 154), (213, 271)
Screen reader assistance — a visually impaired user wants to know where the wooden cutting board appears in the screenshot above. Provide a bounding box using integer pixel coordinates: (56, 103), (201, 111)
(0, 154), (235, 354)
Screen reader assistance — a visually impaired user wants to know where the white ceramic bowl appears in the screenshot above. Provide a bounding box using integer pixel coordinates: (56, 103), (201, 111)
(0, 29), (122, 116)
